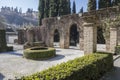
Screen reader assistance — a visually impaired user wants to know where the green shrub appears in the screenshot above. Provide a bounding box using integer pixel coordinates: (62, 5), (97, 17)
(23, 47), (56, 60)
(21, 52), (113, 80)
(0, 47), (6, 52)
(7, 46), (13, 51)
(115, 45), (120, 54)
(0, 30), (7, 52)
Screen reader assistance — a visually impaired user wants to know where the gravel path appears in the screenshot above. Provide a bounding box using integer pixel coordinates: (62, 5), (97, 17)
(0, 44), (107, 80)
(0, 46), (84, 80)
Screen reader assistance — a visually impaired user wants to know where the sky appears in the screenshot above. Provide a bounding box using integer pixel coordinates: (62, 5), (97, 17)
(0, 0), (88, 13)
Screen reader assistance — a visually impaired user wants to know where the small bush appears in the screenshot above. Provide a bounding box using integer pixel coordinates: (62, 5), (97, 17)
(23, 47), (56, 60)
(21, 52), (113, 80)
(7, 46), (13, 51)
(0, 47), (6, 52)
(115, 45), (120, 55)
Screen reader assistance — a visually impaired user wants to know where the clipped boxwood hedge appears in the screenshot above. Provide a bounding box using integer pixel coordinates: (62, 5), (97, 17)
(23, 47), (56, 60)
(21, 52), (113, 80)
(115, 45), (120, 55)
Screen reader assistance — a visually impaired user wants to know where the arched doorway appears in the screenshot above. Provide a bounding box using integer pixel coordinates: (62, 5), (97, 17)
(69, 24), (79, 46)
(97, 26), (106, 52)
(54, 29), (60, 47)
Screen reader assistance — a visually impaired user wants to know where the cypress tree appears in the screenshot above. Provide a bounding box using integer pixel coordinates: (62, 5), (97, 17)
(67, 0), (71, 14)
(116, 0), (120, 5)
(72, 0), (76, 13)
(107, 0), (112, 7)
(38, 0), (44, 25)
(112, 0), (117, 6)
(99, 0), (111, 9)
(112, 0), (120, 6)
(59, 0), (70, 15)
(44, 0), (50, 18)
(49, 0), (58, 17)
(38, 0), (71, 25)
(87, 0), (96, 12)
(79, 7), (83, 13)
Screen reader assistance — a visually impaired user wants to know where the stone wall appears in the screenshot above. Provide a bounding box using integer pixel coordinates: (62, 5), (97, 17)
(18, 27), (42, 44)
(42, 14), (84, 50)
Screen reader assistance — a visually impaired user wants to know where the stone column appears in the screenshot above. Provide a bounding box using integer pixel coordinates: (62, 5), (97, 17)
(79, 31), (84, 50)
(60, 34), (65, 48)
(26, 29), (34, 45)
(83, 23), (97, 54)
(18, 29), (26, 44)
(106, 37), (110, 52)
(59, 29), (69, 49)
(49, 31), (54, 47)
(64, 31), (69, 49)
(109, 27), (117, 53)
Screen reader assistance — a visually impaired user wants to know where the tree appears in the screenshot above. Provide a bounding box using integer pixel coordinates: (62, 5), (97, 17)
(67, 0), (71, 14)
(49, 0), (58, 17)
(38, 0), (71, 25)
(99, 0), (111, 9)
(11, 7), (13, 11)
(14, 7), (18, 13)
(117, 0), (120, 5)
(19, 8), (22, 14)
(72, 0), (76, 13)
(87, 0), (96, 11)
(38, 0), (45, 25)
(44, 0), (50, 18)
(27, 8), (33, 13)
(79, 7), (83, 13)
(112, 0), (120, 6)
(112, 0), (117, 6)
(58, 0), (70, 16)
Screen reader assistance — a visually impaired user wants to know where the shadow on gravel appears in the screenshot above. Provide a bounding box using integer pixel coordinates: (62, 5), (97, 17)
(100, 55), (120, 80)
(2, 51), (23, 56)
(114, 55), (120, 61)
(56, 50), (61, 52)
(0, 73), (5, 80)
(69, 47), (80, 50)
(47, 54), (65, 61)
(100, 67), (120, 80)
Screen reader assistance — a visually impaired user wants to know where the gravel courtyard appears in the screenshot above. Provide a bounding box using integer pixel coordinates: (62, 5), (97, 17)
(0, 44), (85, 80)
(0, 44), (106, 80)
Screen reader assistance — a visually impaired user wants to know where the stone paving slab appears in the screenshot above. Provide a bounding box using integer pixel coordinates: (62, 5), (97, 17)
(0, 47), (84, 80)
